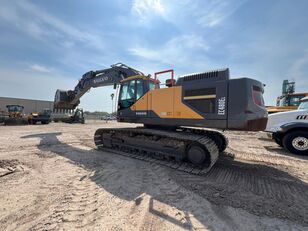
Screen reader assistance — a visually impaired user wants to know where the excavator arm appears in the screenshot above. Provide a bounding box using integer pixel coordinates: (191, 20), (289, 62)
(54, 63), (144, 110)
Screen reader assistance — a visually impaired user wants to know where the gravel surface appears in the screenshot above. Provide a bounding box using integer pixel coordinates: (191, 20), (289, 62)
(0, 121), (307, 231)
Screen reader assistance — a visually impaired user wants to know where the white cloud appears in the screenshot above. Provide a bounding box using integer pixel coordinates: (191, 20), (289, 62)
(196, 0), (246, 27)
(129, 35), (209, 66)
(29, 64), (51, 73)
(129, 47), (158, 60)
(0, 0), (105, 50)
(131, 0), (245, 28)
(132, 0), (165, 22)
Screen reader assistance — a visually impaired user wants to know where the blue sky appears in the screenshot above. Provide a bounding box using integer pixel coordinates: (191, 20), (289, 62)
(0, 0), (308, 112)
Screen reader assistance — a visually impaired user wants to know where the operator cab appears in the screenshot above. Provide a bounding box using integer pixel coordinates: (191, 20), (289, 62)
(6, 105), (24, 113)
(118, 76), (159, 111)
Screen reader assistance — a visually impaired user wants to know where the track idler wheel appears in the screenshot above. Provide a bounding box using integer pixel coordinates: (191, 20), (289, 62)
(186, 143), (210, 166)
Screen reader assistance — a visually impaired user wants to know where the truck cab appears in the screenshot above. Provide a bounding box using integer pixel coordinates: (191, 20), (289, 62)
(266, 96), (308, 154)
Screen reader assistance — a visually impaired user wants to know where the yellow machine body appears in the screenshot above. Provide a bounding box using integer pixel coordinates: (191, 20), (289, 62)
(131, 86), (204, 119)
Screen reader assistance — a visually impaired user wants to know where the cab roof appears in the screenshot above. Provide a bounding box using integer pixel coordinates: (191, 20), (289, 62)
(120, 75), (159, 83)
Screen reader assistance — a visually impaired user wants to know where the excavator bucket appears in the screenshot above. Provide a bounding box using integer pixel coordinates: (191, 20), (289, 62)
(54, 90), (79, 110)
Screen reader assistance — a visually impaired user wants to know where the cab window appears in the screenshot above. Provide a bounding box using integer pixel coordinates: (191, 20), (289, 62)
(136, 79), (144, 100)
(289, 95), (305, 106)
(149, 81), (156, 90)
(298, 101), (308, 110)
(120, 80), (135, 101)
(119, 80), (136, 109)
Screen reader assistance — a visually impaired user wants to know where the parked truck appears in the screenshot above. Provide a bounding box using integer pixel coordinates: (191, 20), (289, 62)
(28, 109), (52, 125)
(265, 96), (308, 155)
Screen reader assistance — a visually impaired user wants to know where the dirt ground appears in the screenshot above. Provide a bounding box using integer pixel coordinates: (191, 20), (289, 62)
(0, 121), (307, 231)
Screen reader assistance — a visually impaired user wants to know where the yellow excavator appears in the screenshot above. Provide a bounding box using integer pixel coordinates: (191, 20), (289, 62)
(54, 63), (268, 174)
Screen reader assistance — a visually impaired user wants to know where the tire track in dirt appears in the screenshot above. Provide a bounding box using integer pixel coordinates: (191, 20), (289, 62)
(0, 158), (72, 231)
(226, 147), (308, 168)
(79, 136), (308, 227)
(170, 157), (308, 226)
(87, 153), (169, 230)
(3, 125), (305, 229)
(138, 163), (193, 231)
(81, 133), (308, 226)
(11, 137), (156, 231)
(30, 175), (101, 231)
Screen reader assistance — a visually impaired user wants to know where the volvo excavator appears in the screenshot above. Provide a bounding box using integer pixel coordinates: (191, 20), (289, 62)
(54, 63), (268, 174)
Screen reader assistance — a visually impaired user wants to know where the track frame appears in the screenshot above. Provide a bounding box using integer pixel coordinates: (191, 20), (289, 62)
(94, 127), (226, 175)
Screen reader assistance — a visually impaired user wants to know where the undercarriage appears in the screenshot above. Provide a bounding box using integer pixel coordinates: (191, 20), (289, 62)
(94, 127), (228, 175)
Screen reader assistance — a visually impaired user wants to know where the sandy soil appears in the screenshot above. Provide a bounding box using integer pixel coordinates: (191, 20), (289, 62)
(0, 121), (307, 231)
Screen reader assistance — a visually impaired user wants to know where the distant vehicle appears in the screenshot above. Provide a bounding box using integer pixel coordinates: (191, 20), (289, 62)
(267, 80), (308, 114)
(266, 96), (308, 155)
(53, 108), (85, 124)
(0, 110), (7, 124)
(4, 105), (28, 126)
(28, 108), (52, 125)
(101, 115), (115, 121)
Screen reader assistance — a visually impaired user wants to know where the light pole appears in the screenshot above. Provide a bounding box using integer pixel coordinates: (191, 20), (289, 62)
(110, 93), (114, 115)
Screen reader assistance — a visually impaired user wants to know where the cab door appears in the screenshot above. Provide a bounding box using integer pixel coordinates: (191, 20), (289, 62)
(118, 79), (137, 118)
(132, 79), (149, 118)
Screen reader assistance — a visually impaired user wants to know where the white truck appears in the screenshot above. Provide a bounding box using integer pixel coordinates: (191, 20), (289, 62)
(265, 96), (308, 155)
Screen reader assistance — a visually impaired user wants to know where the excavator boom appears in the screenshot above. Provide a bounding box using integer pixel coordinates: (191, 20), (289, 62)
(54, 63), (144, 110)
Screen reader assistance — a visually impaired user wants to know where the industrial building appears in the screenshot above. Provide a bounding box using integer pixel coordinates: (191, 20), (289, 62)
(0, 96), (54, 114)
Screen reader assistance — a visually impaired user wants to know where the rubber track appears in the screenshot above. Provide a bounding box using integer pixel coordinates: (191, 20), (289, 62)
(94, 128), (219, 176)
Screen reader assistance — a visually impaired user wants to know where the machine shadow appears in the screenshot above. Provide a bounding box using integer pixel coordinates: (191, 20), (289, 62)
(264, 145), (308, 160)
(22, 132), (308, 228)
(258, 137), (308, 160)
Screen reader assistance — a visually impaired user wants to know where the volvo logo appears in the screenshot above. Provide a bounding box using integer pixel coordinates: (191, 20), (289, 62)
(93, 76), (110, 84)
(136, 111), (147, 116)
